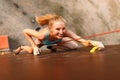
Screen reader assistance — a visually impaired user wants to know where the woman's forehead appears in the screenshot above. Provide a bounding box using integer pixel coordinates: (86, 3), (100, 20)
(53, 21), (65, 27)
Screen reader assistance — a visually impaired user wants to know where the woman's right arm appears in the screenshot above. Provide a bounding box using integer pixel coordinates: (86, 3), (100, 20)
(23, 29), (44, 47)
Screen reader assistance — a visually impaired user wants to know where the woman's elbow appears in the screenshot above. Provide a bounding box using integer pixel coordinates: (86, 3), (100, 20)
(23, 29), (31, 34)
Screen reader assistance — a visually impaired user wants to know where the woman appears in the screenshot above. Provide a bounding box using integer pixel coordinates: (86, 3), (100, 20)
(14, 14), (104, 55)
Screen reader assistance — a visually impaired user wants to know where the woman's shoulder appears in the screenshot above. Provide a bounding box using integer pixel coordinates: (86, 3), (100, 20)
(38, 27), (49, 39)
(39, 27), (48, 31)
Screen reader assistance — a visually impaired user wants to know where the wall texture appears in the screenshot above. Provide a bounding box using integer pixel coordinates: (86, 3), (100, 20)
(0, 0), (120, 49)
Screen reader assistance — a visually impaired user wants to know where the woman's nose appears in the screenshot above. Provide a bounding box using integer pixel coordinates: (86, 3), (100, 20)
(59, 30), (63, 34)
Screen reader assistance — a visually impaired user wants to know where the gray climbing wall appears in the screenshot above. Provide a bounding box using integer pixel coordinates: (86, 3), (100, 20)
(0, 0), (120, 49)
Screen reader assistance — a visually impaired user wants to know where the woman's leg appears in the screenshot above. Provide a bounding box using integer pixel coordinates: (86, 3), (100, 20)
(14, 45), (33, 54)
(21, 46), (33, 54)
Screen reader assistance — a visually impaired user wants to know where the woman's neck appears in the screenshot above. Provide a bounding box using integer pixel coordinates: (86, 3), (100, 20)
(49, 33), (57, 41)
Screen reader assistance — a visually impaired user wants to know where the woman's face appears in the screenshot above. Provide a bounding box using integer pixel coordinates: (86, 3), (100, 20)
(50, 21), (66, 39)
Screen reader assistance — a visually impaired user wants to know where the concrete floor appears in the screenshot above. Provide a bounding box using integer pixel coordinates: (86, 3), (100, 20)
(0, 45), (120, 80)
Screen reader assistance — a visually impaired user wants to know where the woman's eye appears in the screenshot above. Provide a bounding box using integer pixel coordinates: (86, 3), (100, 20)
(63, 28), (65, 30)
(56, 28), (60, 30)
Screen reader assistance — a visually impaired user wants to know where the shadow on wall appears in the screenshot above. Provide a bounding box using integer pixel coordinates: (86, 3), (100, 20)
(8, 37), (20, 51)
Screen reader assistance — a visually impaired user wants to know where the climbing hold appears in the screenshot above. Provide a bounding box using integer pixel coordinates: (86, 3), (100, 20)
(90, 46), (99, 54)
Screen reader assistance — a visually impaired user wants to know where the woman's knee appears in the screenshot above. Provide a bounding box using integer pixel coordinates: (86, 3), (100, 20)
(27, 47), (33, 54)
(21, 46), (33, 54)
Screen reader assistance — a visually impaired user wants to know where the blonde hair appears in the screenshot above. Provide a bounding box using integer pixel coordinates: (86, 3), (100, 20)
(35, 14), (66, 26)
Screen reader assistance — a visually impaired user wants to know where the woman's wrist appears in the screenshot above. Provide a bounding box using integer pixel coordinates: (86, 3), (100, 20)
(32, 44), (38, 48)
(80, 39), (92, 47)
(79, 39), (86, 42)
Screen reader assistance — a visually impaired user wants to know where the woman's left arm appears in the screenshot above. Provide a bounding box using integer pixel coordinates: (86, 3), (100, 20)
(65, 30), (105, 49)
(65, 30), (91, 46)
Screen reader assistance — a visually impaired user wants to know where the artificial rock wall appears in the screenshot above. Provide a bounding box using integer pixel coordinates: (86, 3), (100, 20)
(0, 0), (120, 49)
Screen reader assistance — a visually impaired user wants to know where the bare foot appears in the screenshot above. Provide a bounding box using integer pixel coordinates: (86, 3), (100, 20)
(13, 46), (22, 55)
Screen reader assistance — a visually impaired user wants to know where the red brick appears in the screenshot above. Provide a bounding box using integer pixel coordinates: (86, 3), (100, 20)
(0, 35), (10, 51)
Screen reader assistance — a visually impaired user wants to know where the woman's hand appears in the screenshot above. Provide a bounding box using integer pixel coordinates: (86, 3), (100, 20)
(79, 39), (91, 47)
(80, 39), (105, 50)
(33, 45), (41, 56)
(89, 40), (105, 53)
(89, 40), (105, 50)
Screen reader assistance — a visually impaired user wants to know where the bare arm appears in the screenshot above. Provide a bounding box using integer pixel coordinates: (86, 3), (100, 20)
(23, 29), (44, 47)
(65, 29), (105, 50)
(65, 29), (91, 46)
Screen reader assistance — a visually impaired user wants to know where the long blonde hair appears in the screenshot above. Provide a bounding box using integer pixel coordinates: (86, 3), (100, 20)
(35, 14), (66, 27)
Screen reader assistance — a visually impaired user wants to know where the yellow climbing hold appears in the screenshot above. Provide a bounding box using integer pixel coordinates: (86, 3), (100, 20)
(90, 46), (99, 54)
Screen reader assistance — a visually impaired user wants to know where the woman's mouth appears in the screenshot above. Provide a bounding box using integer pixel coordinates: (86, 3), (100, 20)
(58, 34), (63, 38)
